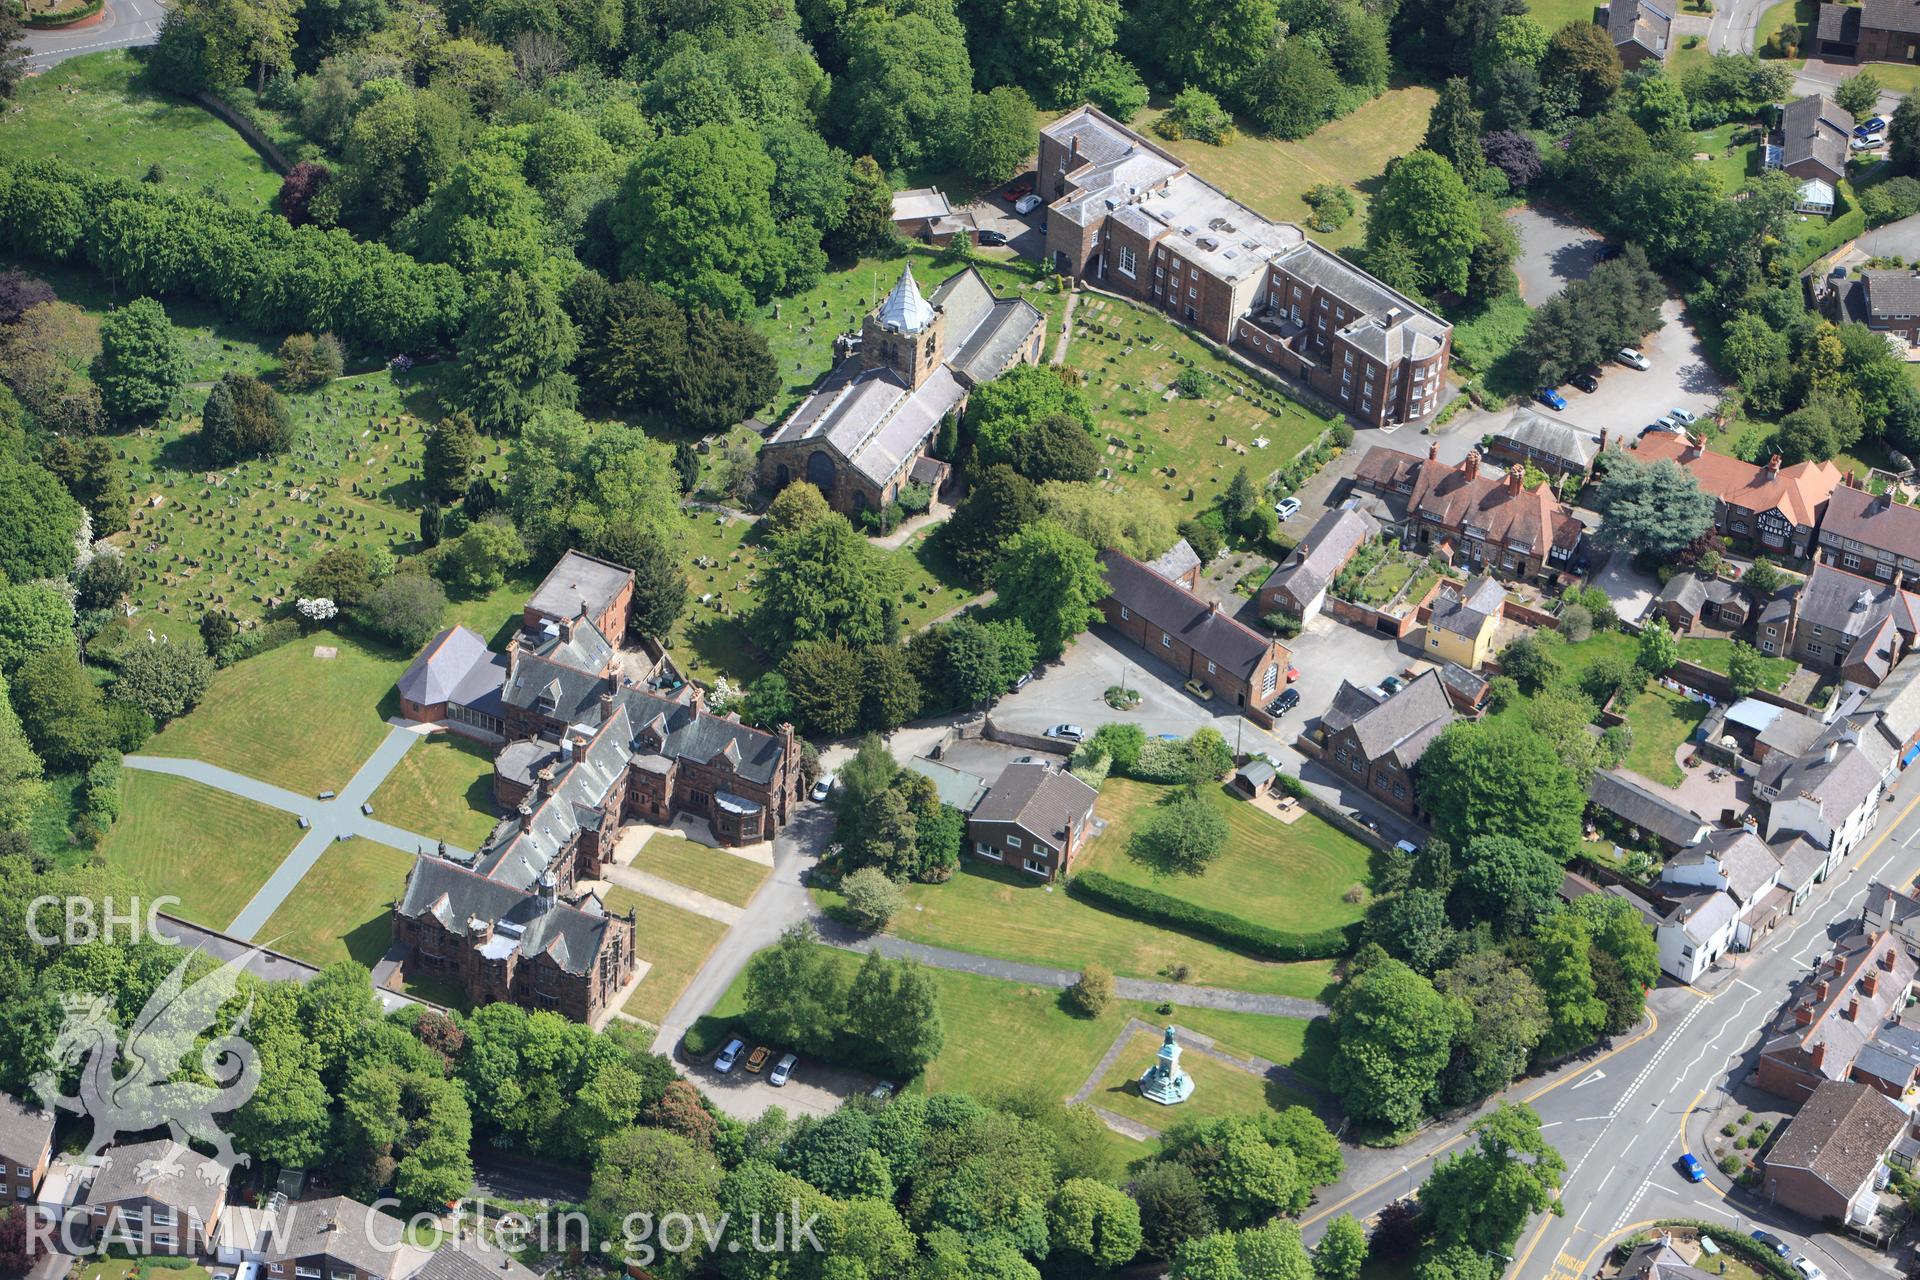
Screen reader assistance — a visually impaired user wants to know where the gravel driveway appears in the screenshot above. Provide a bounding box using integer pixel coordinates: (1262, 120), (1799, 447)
(1507, 207), (1608, 304)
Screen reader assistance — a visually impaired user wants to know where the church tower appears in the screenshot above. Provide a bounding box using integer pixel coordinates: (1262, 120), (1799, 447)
(860, 267), (946, 389)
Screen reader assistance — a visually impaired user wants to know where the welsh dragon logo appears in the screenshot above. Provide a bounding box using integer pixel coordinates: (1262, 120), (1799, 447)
(32, 948), (263, 1184)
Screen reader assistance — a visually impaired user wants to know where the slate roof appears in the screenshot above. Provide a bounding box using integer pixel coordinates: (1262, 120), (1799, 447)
(1270, 242), (1451, 362)
(1795, 561), (1920, 654)
(526, 551), (631, 626)
(1865, 269), (1920, 320)
(1767, 1080), (1906, 1196)
(1823, 484), (1920, 565)
(1148, 538), (1203, 584)
(1867, 879), (1920, 932)
(1608, 0), (1673, 52)
(1777, 834), (1829, 889)
(1658, 572), (1740, 618)
(1099, 549), (1282, 680)
(1494, 408), (1599, 471)
(1334, 668), (1456, 768)
(1321, 680), (1386, 735)
(971, 762), (1098, 848)
(1758, 705), (1829, 759)
(1667, 828), (1782, 904)
(265, 1197), (431, 1280)
(475, 709), (633, 890)
(1042, 105), (1147, 168)
(1632, 433), (1843, 526)
(1762, 928), (1918, 1085)
(1863, 0), (1920, 38)
(876, 267), (933, 333)
(1760, 727), (1890, 834)
(1619, 1241), (1717, 1280)
(412, 1241), (540, 1280)
(520, 612), (613, 673)
(1437, 660), (1491, 708)
(618, 688), (787, 786)
(86, 1139), (227, 1222)
(397, 856), (619, 976)
(0, 1092), (53, 1167)
(1818, 1), (1862, 41)
(1665, 890), (1738, 945)
(1860, 658), (1920, 751)
(397, 626), (496, 708)
(1853, 1021), (1920, 1088)
(1429, 574), (1505, 639)
(1782, 94), (1854, 182)
(1588, 769), (1710, 848)
(501, 651), (607, 725)
(1264, 508), (1379, 608)
(1350, 448), (1584, 558)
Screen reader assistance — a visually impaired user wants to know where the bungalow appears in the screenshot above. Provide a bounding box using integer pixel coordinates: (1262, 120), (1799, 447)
(1310, 669), (1456, 819)
(1260, 506), (1380, 624)
(1630, 433), (1843, 561)
(1780, 94), (1854, 188)
(1652, 572), (1750, 633)
(1763, 1081), (1908, 1225)
(967, 762), (1099, 880)
(1587, 768), (1711, 853)
(1423, 574), (1505, 669)
(1617, 1239), (1717, 1280)
(1098, 549), (1292, 718)
(1757, 928), (1917, 1101)
(1486, 409), (1599, 478)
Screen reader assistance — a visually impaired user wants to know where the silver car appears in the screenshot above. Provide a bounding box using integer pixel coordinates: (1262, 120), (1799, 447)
(714, 1038), (745, 1073)
(770, 1053), (798, 1087)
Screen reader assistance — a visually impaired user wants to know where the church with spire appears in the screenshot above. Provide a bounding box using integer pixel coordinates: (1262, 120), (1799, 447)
(758, 264), (1047, 516)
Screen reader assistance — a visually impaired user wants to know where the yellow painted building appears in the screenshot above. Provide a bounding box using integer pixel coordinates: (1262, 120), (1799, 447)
(1423, 576), (1505, 669)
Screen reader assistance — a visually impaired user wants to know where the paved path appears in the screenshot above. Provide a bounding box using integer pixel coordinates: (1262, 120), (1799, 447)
(1051, 290), (1078, 364)
(125, 725), (474, 942)
(604, 865), (743, 924)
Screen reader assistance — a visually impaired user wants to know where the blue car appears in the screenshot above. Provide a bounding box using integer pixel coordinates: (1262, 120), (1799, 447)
(1678, 1153), (1706, 1183)
(1537, 387), (1568, 411)
(1862, 116), (1888, 134)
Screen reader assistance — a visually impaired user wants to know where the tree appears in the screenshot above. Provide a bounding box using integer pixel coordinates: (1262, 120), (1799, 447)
(1434, 951), (1548, 1106)
(843, 951), (944, 1077)
(1129, 789), (1230, 873)
(1637, 617), (1679, 676)
(200, 373), (292, 463)
(840, 865), (905, 930)
(0, 459), (81, 584)
(276, 331), (344, 388)
(1570, 893), (1660, 992)
(1417, 719), (1585, 857)
(422, 415), (480, 505)
(0, 669), (48, 835)
(0, 273), (54, 328)
(1452, 835), (1562, 937)
(613, 123), (818, 317)
(1480, 131), (1542, 190)
(112, 635), (215, 724)
(969, 363), (1095, 469)
(587, 1128), (722, 1280)
(359, 573), (448, 650)
(1010, 413), (1102, 483)
(1423, 78), (1485, 182)
(766, 482), (835, 537)
(1593, 458), (1715, 559)
(1315, 1216), (1369, 1280)
(620, 529), (689, 641)
(1364, 887), (1456, 974)
(441, 517), (526, 595)
(1467, 197), (1519, 305)
(1726, 639), (1766, 698)
(1892, 95), (1920, 176)
(0, 0), (25, 101)
(1628, 70), (1691, 136)
(1067, 962), (1114, 1016)
(946, 465), (1042, 585)
(1532, 912), (1608, 1058)
(295, 548), (377, 609)
(1363, 151), (1480, 295)
(199, 610), (237, 659)
(1241, 42), (1341, 140)
(754, 512), (901, 652)
(11, 645), (112, 769)
(859, 643), (923, 732)
(1050, 1178), (1143, 1270)
(1422, 1104), (1565, 1253)
(833, 155), (899, 259)
(1836, 68), (1884, 120)
(448, 272), (578, 433)
(1303, 183), (1357, 232)
(994, 521), (1109, 658)
(1329, 957), (1461, 1131)
(1496, 633), (1559, 694)
(963, 86), (1039, 186)
(781, 640), (864, 736)
(1542, 19), (1622, 115)
(835, 13), (975, 170)
(278, 161), (332, 229)
(1135, 1160), (1219, 1259)
(93, 298), (187, 423)
(0, 583), (74, 676)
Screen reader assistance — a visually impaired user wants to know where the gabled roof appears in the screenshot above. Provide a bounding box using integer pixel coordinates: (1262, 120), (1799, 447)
(971, 762), (1097, 847)
(1863, 0), (1920, 38)
(1334, 669), (1456, 768)
(1866, 878), (1920, 932)
(618, 687), (787, 786)
(1494, 408), (1598, 470)
(1619, 1241), (1716, 1280)
(1264, 507), (1379, 607)
(1428, 574), (1505, 639)
(1861, 658), (1920, 751)
(1796, 561), (1920, 648)
(413, 1242), (540, 1280)
(1608, 0), (1673, 52)
(1269, 242), (1451, 362)
(1762, 928), (1917, 1083)
(1760, 726), (1890, 833)
(1818, 1), (1862, 41)
(263, 1197), (431, 1280)
(1098, 549), (1282, 680)
(0, 1092), (53, 1167)
(1822, 484), (1920, 564)
(526, 551), (632, 626)
(397, 626), (496, 708)
(1631, 433), (1843, 526)
(1588, 769), (1710, 847)
(1663, 889), (1738, 944)
(1666, 828), (1781, 904)
(904, 757), (988, 813)
(1865, 269), (1920, 319)
(1782, 94), (1854, 181)
(1352, 448), (1584, 556)
(1148, 538), (1203, 584)
(86, 1139), (227, 1222)
(502, 650), (606, 723)
(1767, 1080), (1906, 1195)
(397, 856), (620, 976)
(1658, 572), (1740, 617)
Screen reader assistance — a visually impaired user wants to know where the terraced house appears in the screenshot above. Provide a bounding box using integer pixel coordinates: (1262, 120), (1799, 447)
(1308, 669), (1457, 820)
(1816, 481), (1920, 585)
(1350, 446), (1584, 582)
(1630, 434), (1842, 560)
(1038, 105), (1451, 428)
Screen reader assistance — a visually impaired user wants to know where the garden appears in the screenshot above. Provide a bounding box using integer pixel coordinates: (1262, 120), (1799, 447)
(1676, 637), (1797, 693)
(1089, 1025), (1318, 1131)
(257, 835), (417, 969)
(366, 734), (500, 850)
(627, 834), (770, 909)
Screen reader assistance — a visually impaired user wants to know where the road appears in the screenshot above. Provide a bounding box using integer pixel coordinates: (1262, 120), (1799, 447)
(22, 0), (166, 69)
(1301, 779), (1920, 1280)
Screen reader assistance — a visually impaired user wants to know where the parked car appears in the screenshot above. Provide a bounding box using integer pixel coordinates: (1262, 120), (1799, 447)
(1268, 688), (1301, 716)
(810, 774), (835, 802)
(1792, 1259), (1824, 1280)
(770, 1053), (797, 1087)
(1274, 496), (1301, 521)
(1381, 674), (1405, 694)
(977, 229), (1008, 246)
(1617, 347), (1651, 371)
(1853, 134), (1884, 151)
(1184, 678), (1215, 702)
(1863, 116), (1888, 132)
(745, 1045), (771, 1073)
(1677, 1153), (1706, 1183)
(714, 1039), (745, 1073)
(1002, 184), (1031, 203)
(1596, 244), (1623, 262)
(1013, 193), (1042, 214)
(870, 1081), (898, 1100)
(1013, 670), (1035, 690)
(1395, 838), (1420, 856)
(1048, 724), (1086, 741)
(317, 790), (336, 800)
(1536, 387), (1568, 411)
(1668, 407), (1698, 426)
(1286, 664), (1300, 682)
(1750, 1232), (1789, 1257)
(1570, 369), (1601, 393)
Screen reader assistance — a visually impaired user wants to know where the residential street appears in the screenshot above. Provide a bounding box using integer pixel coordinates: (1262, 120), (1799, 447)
(22, 0), (166, 68)
(1298, 777), (1920, 1280)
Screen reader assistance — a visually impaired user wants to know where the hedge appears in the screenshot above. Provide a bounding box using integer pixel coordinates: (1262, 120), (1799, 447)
(1069, 870), (1357, 961)
(25, 0), (105, 27)
(1652, 1222), (1797, 1280)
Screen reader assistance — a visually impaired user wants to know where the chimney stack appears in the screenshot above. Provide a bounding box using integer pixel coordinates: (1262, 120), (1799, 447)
(1885, 948), (1898, 971)
(1826, 739), (1841, 765)
(1811, 1041), (1828, 1070)
(1847, 997), (1860, 1021)
(1797, 1003), (1816, 1026)
(1463, 450), (1481, 482)
(1865, 971), (1880, 997)
(1506, 465), (1524, 497)
(1428, 440), (1439, 461)
(1768, 453), (1783, 476)
(1816, 979), (1831, 1001)
(1384, 306), (1406, 330)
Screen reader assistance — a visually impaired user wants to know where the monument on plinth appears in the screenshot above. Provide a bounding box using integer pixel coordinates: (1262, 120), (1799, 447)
(1138, 1024), (1194, 1105)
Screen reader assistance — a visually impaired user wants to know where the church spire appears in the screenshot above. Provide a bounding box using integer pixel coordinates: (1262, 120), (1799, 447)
(875, 266), (934, 334)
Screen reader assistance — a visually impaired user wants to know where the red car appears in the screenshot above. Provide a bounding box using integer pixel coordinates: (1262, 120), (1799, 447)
(1002, 184), (1032, 203)
(1286, 666), (1301, 683)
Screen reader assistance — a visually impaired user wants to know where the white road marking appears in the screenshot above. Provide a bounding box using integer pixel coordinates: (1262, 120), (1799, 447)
(1572, 1069), (1607, 1089)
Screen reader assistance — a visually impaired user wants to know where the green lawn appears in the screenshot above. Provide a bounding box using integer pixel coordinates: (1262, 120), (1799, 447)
(816, 855), (1340, 1001)
(1526, 0), (1603, 33)
(1757, 0), (1814, 56)
(368, 735), (500, 850)
(1132, 85), (1440, 253)
(78, 1259), (218, 1280)
(603, 886), (732, 1027)
(1079, 779), (1372, 935)
(1619, 686), (1710, 786)
(100, 771), (302, 929)
(1070, 295), (1336, 522)
(629, 835), (770, 908)
(1676, 638), (1798, 692)
(145, 630), (406, 795)
(28, 771), (87, 869)
(442, 568), (545, 650)
(1694, 123), (1762, 194)
(1090, 1027), (1314, 1131)
(0, 52), (283, 207)
(258, 836), (415, 968)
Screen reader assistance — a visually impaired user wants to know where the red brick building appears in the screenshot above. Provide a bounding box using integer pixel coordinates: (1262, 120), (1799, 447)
(1096, 549), (1291, 720)
(1350, 446), (1584, 582)
(1756, 928), (1917, 1102)
(0, 1093), (53, 1208)
(1306, 669), (1456, 819)
(524, 550), (634, 646)
(1629, 433), (1842, 560)
(966, 762), (1099, 880)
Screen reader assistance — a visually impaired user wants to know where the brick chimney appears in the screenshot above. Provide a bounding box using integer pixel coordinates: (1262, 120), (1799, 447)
(1384, 306), (1406, 330)
(1833, 955), (1848, 976)
(1209, 599), (1221, 614)
(1847, 997), (1861, 1021)
(1768, 453), (1783, 476)
(1816, 979), (1831, 1001)
(1428, 440), (1439, 461)
(1797, 1003), (1816, 1026)
(1463, 450), (1481, 482)
(1811, 1041), (1827, 1071)
(1506, 465), (1524, 497)
(1884, 948), (1899, 971)
(1598, 428), (1608, 455)
(1865, 971), (1880, 997)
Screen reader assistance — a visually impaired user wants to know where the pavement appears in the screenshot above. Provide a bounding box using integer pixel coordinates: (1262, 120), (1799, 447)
(1796, 59), (1908, 120)
(1504, 296), (1724, 439)
(1299, 775), (1920, 1280)
(1593, 547), (1663, 625)
(22, 0), (166, 69)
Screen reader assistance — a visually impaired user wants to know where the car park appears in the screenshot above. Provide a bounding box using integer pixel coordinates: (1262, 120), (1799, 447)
(1677, 1153), (1706, 1182)
(714, 1039), (745, 1073)
(810, 774), (835, 802)
(1275, 496), (1301, 521)
(1617, 347), (1651, 370)
(1048, 724), (1085, 741)
(977, 229), (1008, 246)
(1750, 1232), (1789, 1257)
(1536, 387), (1568, 411)
(1571, 369), (1600, 393)
(1013, 193), (1042, 214)
(1184, 678), (1215, 702)
(745, 1045), (771, 1073)
(769, 1053), (797, 1086)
